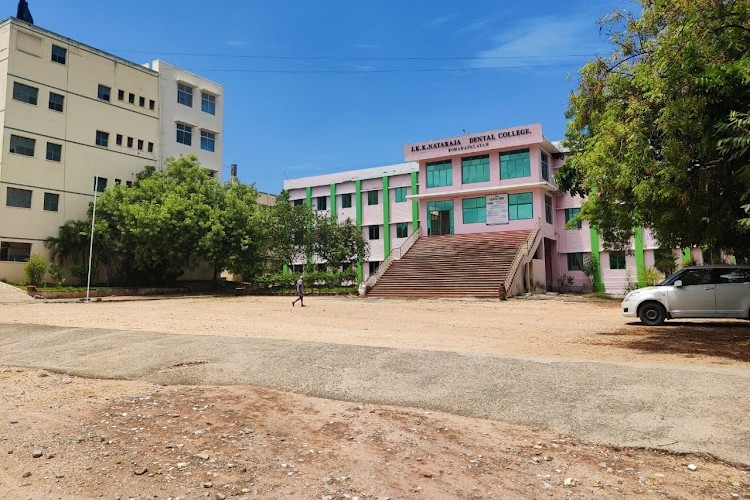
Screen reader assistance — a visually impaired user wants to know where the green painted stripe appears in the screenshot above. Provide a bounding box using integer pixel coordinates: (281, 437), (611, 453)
(355, 180), (363, 283)
(330, 183), (337, 218)
(634, 226), (645, 286)
(383, 176), (391, 257)
(682, 248), (692, 264)
(411, 172), (419, 230)
(589, 225), (604, 292)
(306, 186), (313, 268)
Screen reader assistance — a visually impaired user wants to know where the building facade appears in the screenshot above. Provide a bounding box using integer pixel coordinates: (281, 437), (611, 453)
(285, 123), (684, 295)
(0, 18), (223, 283)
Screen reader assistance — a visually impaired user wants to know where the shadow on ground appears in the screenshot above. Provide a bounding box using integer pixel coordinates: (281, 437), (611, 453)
(600, 322), (750, 362)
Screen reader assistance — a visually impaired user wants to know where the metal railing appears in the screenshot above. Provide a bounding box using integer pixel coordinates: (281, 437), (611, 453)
(363, 228), (420, 292)
(504, 218), (543, 295)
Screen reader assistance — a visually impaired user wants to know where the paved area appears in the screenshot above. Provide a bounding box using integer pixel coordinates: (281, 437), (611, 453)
(1, 322), (748, 466)
(0, 282), (34, 304)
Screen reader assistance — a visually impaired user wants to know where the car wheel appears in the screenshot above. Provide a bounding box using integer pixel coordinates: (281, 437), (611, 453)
(638, 302), (666, 326)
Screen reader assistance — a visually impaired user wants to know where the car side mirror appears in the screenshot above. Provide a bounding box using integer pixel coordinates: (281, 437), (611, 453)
(674, 280), (683, 287)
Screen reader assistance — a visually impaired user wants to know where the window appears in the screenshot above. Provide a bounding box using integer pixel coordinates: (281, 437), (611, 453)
(679, 269), (714, 286)
(200, 130), (215, 152)
(139, 96), (145, 107)
(396, 222), (409, 238)
(508, 192), (533, 220)
(128, 93), (135, 104)
(137, 139), (144, 151)
(48, 92), (64, 112)
(567, 253), (584, 271)
(0, 241), (32, 262)
(609, 251), (626, 270)
(147, 142), (154, 153)
(10, 135), (35, 156)
(718, 268), (750, 284)
(43, 192), (59, 212)
(368, 261), (380, 275)
(541, 152), (549, 181)
(341, 193), (352, 208)
(564, 208), (582, 228)
(51, 45), (66, 64)
(500, 149), (531, 179)
(544, 195), (553, 224)
(126, 181), (133, 187)
(176, 123), (192, 145)
(116, 134), (123, 146)
(177, 83), (193, 107)
(201, 92), (216, 114)
(149, 99), (155, 110)
(462, 197), (486, 224)
(426, 160), (453, 188)
(317, 196), (327, 211)
(461, 155), (490, 184)
(97, 84), (111, 102)
(293, 199), (304, 206)
(6, 187), (32, 208)
(115, 179), (121, 185)
(94, 177), (107, 193)
(46, 142), (62, 162)
(118, 89), (125, 101)
(95, 131), (109, 147)
(367, 190), (378, 205)
(13, 82), (38, 105)
(127, 137), (134, 148)
(395, 187), (407, 203)
(368, 225), (380, 240)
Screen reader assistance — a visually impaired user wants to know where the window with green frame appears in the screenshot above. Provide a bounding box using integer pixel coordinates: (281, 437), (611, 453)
(567, 253), (584, 271)
(367, 190), (378, 205)
(461, 155), (490, 184)
(395, 186), (407, 203)
(341, 193), (352, 208)
(462, 197), (486, 224)
(564, 207), (582, 228)
(426, 160), (453, 188)
(396, 222), (408, 238)
(609, 251), (627, 270)
(500, 149), (530, 179)
(508, 192), (533, 220)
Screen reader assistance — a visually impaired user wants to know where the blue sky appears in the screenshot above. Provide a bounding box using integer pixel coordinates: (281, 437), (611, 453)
(18, 0), (635, 194)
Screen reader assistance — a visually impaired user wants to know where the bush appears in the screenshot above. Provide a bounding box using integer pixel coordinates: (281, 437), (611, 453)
(24, 254), (48, 286)
(641, 266), (664, 286)
(49, 263), (65, 287)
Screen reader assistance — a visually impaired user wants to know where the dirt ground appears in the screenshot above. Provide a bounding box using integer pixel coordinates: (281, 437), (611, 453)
(1, 295), (749, 499)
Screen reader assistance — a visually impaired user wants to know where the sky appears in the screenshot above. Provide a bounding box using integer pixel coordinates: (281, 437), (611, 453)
(15, 0), (636, 194)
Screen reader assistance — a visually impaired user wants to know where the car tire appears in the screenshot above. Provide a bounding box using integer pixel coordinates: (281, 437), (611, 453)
(638, 302), (666, 326)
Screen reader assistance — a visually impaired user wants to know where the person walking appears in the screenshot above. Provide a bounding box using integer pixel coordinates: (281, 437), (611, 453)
(292, 275), (305, 307)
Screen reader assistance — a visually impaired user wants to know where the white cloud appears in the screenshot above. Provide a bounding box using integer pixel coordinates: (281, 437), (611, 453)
(469, 16), (607, 69)
(224, 40), (248, 48)
(422, 13), (458, 28)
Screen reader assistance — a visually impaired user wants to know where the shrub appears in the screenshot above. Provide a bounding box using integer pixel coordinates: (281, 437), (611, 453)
(24, 254), (48, 286)
(641, 266), (664, 286)
(49, 263), (65, 287)
(582, 255), (600, 280)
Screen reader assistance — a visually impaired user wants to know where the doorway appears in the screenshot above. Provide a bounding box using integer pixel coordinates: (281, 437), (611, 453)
(426, 201), (454, 235)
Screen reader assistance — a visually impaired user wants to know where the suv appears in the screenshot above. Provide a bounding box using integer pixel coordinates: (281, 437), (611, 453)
(622, 265), (750, 326)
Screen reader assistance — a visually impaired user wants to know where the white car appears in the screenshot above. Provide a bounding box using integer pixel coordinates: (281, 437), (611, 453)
(622, 265), (750, 326)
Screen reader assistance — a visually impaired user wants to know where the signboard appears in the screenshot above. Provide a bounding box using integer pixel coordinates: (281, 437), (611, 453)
(486, 194), (509, 225)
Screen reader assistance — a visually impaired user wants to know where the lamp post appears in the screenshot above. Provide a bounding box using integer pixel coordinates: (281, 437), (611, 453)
(85, 176), (99, 302)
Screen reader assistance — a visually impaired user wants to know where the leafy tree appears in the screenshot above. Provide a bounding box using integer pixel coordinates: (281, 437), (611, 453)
(263, 191), (314, 269)
(560, 0), (750, 260)
(310, 213), (368, 271)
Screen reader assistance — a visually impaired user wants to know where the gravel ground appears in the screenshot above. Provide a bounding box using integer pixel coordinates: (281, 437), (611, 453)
(0, 295), (748, 498)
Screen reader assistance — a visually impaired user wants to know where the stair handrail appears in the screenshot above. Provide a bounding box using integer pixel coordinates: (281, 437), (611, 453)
(503, 218), (543, 295)
(363, 228), (420, 292)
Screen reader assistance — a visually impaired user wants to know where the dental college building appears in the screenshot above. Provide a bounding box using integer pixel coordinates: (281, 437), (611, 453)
(285, 123), (674, 296)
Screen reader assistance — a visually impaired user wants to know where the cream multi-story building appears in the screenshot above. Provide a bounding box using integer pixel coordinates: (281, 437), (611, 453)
(0, 18), (224, 283)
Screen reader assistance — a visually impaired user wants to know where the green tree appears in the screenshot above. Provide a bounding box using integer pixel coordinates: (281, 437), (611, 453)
(560, 0), (750, 260)
(24, 254), (47, 286)
(263, 191), (314, 270)
(310, 213), (368, 271)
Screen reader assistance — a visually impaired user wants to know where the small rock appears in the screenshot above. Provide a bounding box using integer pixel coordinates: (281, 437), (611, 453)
(216, 494), (226, 500)
(9, 420), (18, 424)
(195, 452), (210, 460)
(47, 453), (55, 459)
(22, 471), (31, 478)
(55, 474), (65, 479)
(134, 467), (148, 476)
(564, 478), (576, 487)
(176, 462), (188, 468)
(32, 450), (43, 458)
(39, 372), (49, 377)
(7, 450), (12, 455)
(598, 462), (607, 468)
(202, 481), (213, 488)
(687, 464), (698, 471)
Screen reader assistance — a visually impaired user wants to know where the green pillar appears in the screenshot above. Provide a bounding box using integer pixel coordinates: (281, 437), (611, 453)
(634, 226), (645, 287)
(330, 183), (337, 218)
(355, 180), (363, 283)
(383, 176), (391, 257)
(283, 264), (289, 274)
(589, 225), (604, 292)
(305, 187), (313, 269)
(411, 172), (419, 231)
(683, 248), (692, 264)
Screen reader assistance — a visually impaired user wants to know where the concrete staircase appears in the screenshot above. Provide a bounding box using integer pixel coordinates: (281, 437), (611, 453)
(367, 230), (531, 298)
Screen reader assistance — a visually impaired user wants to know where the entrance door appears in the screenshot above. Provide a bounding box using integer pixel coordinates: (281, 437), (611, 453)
(544, 238), (554, 288)
(427, 201), (454, 235)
